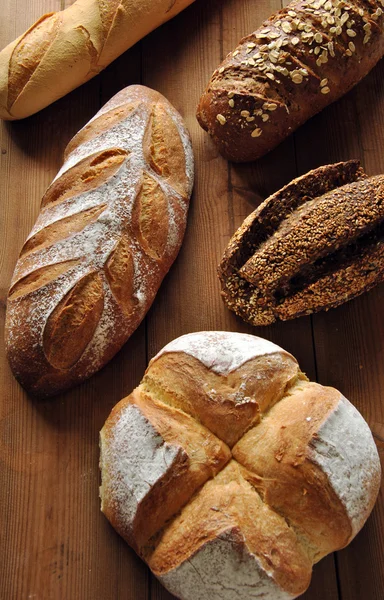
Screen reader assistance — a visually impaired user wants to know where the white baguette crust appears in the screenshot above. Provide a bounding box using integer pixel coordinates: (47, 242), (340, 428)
(159, 528), (295, 600)
(310, 395), (381, 538)
(151, 331), (294, 375)
(100, 332), (381, 600)
(5, 85), (194, 397)
(0, 0), (195, 120)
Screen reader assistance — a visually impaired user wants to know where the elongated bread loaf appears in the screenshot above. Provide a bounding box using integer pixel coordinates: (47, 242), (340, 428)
(5, 85), (194, 397)
(100, 331), (381, 600)
(0, 0), (195, 120)
(219, 160), (384, 325)
(197, 0), (384, 162)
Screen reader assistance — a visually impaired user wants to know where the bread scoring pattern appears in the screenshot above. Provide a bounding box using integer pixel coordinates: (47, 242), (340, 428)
(100, 332), (381, 600)
(219, 160), (384, 325)
(5, 85), (194, 397)
(197, 0), (384, 161)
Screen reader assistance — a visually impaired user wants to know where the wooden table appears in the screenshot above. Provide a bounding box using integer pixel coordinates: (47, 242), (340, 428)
(1, 1), (383, 599)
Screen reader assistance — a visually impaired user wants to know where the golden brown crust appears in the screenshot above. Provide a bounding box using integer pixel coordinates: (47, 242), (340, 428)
(43, 271), (105, 370)
(101, 387), (231, 552)
(7, 14), (60, 110)
(99, 332), (381, 600)
(197, 0), (384, 162)
(0, 0), (196, 120)
(41, 149), (129, 209)
(5, 85), (194, 397)
(142, 350), (300, 447)
(232, 381), (352, 560)
(218, 161), (384, 325)
(146, 461), (313, 597)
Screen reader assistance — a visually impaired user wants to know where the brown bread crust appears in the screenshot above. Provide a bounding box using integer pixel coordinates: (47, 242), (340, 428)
(197, 0), (384, 162)
(5, 85), (194, 397)
(218, 160), (384, 325)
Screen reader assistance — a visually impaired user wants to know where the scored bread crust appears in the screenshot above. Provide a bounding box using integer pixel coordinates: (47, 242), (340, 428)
(5, 85), (194, 397)
(0, 0), (195, 120)
(99, 331), (381, 600)
(218, 160), (384, 325)
(196, 0), (384, 162)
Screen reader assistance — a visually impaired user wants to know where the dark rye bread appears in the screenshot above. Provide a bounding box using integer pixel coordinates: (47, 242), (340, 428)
(197, 0), (384, 162)
(218, 160), (384, 325)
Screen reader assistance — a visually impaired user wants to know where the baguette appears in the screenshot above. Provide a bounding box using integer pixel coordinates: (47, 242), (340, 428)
(197, 0), (384, 162)
(0, 0), (195, 121)
(100, 331), (381, 600)
(219, 160), (384, 325)
(5, 85), (194, 397)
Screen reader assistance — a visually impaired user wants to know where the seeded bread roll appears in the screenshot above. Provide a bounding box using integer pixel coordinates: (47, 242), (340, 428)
(219, 160), (384, 325)
(100, 331), (381, 600)
(197, 0), (384, 162)
(5, 85), (194, 397)
(0, 0), (195, 120)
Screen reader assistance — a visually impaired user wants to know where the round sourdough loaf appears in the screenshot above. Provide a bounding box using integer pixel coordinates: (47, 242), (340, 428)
(100, 331), (381, 600)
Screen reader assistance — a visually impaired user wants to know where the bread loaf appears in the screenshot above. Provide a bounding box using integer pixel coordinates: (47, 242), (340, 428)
(0, 0), (195, 120)
(197, 0), (384, 162)
(5, 85), (194, 397)
(100, 331), (381, 600)
(219, 160), (384, 325)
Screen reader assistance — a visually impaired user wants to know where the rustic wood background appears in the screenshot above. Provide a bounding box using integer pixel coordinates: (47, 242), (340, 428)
(1, 0), (383, 598)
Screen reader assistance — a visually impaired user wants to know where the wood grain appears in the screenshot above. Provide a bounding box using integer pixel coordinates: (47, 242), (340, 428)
(0, 0), (383, 599)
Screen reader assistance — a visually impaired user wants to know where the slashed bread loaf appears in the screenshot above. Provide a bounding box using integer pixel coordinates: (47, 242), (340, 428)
(100, 331), (381, 600)
(197, 0), (384, 162)
(5, 85), (194, 397)
(0, 0), (195, 120)
(219, 160), (384, 325)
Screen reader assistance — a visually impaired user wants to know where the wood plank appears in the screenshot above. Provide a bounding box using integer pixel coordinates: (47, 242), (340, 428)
(142, 0), (231, 357)
(97, 15), (151, 600)
(141, 1), (234, 596)
(1, 0), (383, 598)
(224, 0), (319, 382)
(227, 4), (339, 598)
(0, 2), (148, 599)
(141, 1), (334, 600)
(224, 2), (338, 599)
(293, 16), (384, 600)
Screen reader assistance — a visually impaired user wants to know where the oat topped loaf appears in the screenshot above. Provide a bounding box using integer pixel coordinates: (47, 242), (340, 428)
(197, 0), (384, 162)
(5, 85), (194, 397)
(100, 331), (381, 600)
(219, 160), (384, 325)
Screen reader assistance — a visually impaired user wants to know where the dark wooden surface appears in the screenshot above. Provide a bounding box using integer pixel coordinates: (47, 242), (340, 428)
(0, 0), (383, 598)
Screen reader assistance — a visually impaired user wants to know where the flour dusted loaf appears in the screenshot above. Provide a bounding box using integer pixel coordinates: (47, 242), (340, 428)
(5, 85), (194, 397)
(219, 160), (384, 325)
(100, 331), (381, 600)
(197, 0), (384, 162)
(0, 0), (195, 120)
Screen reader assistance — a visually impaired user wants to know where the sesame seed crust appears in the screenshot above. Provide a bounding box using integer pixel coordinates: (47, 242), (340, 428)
(197, 0), (384, 162)
(217, 160), (384, 325)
